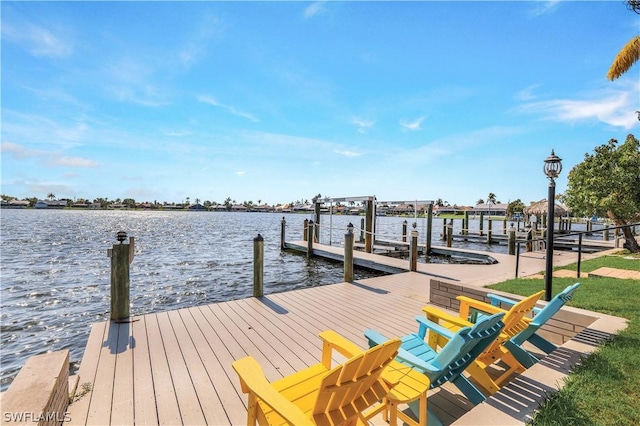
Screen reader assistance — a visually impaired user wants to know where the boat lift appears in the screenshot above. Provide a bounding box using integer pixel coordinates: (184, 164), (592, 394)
(314, 196), (434, 253)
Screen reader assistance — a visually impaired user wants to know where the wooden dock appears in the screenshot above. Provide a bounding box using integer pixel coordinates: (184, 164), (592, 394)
(66, 241), (614, 425)
(68, 272), (478, 425)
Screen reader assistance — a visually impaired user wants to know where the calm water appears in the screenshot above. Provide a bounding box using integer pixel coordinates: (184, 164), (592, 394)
(0, 209), (601, 390)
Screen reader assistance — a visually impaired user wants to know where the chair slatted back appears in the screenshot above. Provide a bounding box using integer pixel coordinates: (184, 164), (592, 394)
(430, 312), (504, 386)
(512, 283), (581, 345)
(312, 338), (400, 426)
(478, 290), (544, 363)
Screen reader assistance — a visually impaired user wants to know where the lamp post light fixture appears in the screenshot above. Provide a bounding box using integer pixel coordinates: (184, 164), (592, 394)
(543, 150), (562, 301)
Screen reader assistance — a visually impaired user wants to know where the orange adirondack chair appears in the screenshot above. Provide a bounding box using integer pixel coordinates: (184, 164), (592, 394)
(232, 330), (401, 426)
(423, 290), (545, 395)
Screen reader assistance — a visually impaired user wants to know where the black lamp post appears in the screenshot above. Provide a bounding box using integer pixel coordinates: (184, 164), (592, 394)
(543, 150), (562, 301)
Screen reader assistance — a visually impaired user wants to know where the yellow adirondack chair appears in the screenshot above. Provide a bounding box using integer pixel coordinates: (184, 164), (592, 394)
(232, 330), (402, 426)
(422, 290), (545, 395)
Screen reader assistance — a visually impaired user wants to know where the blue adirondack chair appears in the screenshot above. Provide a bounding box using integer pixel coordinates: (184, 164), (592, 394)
(486, 282), (581, 368)
(365, 312), (505, 425)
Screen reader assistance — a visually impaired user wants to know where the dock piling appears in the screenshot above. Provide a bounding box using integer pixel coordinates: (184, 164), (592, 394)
(446, 223), (453, 248)
(402, 220), (407, 243)
(508, 224), (516, 255)
(409, 224), (418, 272)
(307, 220), (314, 258)
(344, 223), (354, 282)
(109, 231), (132, 321)
(280, 217), (286, 250)
(253, 234), (264, 297)
(303, 218), (308, 241)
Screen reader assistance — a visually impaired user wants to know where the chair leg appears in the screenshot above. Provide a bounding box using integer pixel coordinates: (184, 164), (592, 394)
(451, 375), (487, 405)
(465, 362), (500, 395)
(528, 333), (558, 354)
(503, 340), (539, 369)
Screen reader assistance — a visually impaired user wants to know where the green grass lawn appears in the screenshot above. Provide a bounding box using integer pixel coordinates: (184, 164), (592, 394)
(488, 252), (640, 426)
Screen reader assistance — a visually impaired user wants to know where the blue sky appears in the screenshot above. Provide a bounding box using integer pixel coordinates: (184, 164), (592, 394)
(2, 1), (639, 206)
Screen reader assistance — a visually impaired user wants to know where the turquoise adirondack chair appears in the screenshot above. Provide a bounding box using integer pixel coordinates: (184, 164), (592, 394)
(365, 312), (505, 425)
(486, 283), (581, 368)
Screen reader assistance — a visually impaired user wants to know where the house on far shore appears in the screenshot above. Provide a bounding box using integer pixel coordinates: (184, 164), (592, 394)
(188, 203), (207, 211)
(1, 200), (30, 209)
(35, 199), (67, 209)
(471, 203), (508, 216)
(231, 204), (247, 212)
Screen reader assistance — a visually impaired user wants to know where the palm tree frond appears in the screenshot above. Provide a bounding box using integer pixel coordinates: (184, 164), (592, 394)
(607, 36), (640, 80)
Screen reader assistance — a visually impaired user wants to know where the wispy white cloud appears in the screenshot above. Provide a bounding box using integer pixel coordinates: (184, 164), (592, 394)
(177, 14), (225, 69)
(516, 86), (639, 130)
(50, 156), (99, 168)
(1, 141), (43, 159)
(529, 1), (561, 17)
(2, 142), (98, 168)
(304, 2), (326, 18)
(400, 117), (425, 131)
(351, 117), (375, 134)
(389, 126), (523, 167)
(197, 95), (259, 122)
(1, 20), (73, 58)
(515, 84), (541, 101)
(334, 149), (361, 158)
(235, 171), (247, 176)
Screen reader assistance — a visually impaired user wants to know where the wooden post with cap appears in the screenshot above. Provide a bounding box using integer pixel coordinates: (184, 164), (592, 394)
(253, 234), (264, 297)
(109, 231), (133, 321)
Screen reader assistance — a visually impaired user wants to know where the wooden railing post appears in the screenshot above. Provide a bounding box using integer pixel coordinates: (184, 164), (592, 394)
(253, 234), (264, 297)
(344, 223), (354, 283)
(463, 211), (469, 235)
(307, 220), (314, 258)
(508, 224), (516, 255)
(280, 217), (286, 250)
(109, 231), (133, 321)
(410, 225), (418, 272)
(402, 220), (408, 243)
(303, 218), (308, 241)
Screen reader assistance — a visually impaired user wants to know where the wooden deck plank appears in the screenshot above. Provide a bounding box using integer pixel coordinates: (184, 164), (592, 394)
(144, 313), (182, 425)
(85, 321), (118, 425)
(167, 309), (229, 425)
(68, 321), (108, 425)
(217, 300), (309, 373)
(203, 302), (292, 381)
(131, 316), (159, 425)
(110, 321), (134, 425)
(233, 298), (319, 367)
(185, 306), (248, 426)
(155, 311), (207, 425)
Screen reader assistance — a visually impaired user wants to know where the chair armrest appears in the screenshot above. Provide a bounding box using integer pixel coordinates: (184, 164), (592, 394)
(395, 348), (440, 376)
(415, 316), (456, 340)
(232, 356), (310, 425)
(488, 293), (518, 307)
(318, 330), (364, 368)
(456, 296), (504, 321)
(488, 293), (543, 315)
(422, 306), (473, 329)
